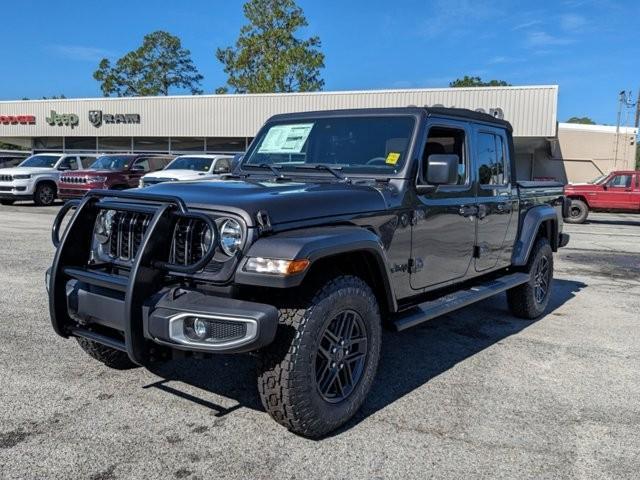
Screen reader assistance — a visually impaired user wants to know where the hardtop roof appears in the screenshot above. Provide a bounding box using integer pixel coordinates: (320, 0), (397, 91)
(268, 106), (512, 131)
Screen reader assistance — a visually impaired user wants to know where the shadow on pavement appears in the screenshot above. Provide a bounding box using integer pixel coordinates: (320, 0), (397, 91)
(145, 278), (586, 435)
(586, 217), (640, 227)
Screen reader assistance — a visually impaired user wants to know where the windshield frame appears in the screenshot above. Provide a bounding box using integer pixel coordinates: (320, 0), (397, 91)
(165, 156), (215, 172)
(239, 112), (421, 179)
(89, 155), (137, 171)
(19, 154), (63, 169)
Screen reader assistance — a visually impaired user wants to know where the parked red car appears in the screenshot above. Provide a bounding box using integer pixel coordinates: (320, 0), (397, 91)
(58, 154), (172, 200)
(564, 170), (640, 223)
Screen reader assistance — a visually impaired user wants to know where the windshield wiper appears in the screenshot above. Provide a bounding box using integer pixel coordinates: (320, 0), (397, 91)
(243, 163), (290, 181)
(293, 164), (347, 181)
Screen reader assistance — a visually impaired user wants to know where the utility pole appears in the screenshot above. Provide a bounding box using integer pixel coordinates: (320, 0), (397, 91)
(614, 90), (625, 166)
(635, 87), (640, 129)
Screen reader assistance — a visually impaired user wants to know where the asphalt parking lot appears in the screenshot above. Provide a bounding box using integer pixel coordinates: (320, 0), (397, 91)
(1, 203), (639, 480)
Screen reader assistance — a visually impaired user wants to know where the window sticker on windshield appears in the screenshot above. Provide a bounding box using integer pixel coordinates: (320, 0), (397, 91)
(385, 152), (401, 165)
(258, 123), (314, 154)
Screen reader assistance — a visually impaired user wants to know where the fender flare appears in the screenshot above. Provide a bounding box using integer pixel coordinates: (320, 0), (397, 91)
(234, 225), (398, 312)
(511, 205), (558, 266)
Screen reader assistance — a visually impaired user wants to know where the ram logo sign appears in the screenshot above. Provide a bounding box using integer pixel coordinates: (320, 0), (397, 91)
(89, 110), (141, 128)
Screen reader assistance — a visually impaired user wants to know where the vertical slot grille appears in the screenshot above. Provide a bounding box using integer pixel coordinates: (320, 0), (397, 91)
(107, 211), (151, 261)
(169, 218), (211, 266)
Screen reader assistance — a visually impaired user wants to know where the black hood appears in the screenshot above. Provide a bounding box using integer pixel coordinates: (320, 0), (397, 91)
(141, 178), (388, 226)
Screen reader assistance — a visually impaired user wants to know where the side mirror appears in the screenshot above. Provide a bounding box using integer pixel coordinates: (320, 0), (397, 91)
(426, 154), (459, 185)
(214, 163), (231, 174)
(130, 165), (145, 172)
(57, 165), (70, 171)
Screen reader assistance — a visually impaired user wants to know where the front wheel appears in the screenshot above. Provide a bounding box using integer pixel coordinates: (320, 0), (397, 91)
(76, 337), (138, 370)
(33, 183), (56, 206)
(257, 275), (381, 438)
(507, 237), (554, 319)
(565, 199), (588, 224)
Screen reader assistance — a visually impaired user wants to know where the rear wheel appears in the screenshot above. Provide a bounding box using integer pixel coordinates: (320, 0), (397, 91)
(565, 199), (588, 224)
(33, 182), (56, 206)
(0, 199), (14, 205)
(257, 275), (381, 438)
(507, 237), (554, 319)
(75, 337), (137, 370)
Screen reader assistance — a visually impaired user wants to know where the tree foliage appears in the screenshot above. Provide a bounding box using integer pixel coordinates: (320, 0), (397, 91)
(93, 31), (203, 97)
(215, 0), (325, 94)
(566, 116), (596, 125)
(449, 76), (511, 88)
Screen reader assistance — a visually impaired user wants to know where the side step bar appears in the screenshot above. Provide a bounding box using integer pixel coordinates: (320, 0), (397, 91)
(393, 272), (529, 331)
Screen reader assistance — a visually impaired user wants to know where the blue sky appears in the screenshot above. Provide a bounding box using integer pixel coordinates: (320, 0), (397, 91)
(2, 0), (638, 124)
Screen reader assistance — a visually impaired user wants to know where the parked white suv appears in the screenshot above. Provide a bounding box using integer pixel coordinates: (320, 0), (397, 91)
(0, 153), (96, 206)
(139, 154), (234, 187)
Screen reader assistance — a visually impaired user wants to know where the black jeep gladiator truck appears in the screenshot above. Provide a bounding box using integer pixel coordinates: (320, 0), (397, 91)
(48, 107), (570, 438)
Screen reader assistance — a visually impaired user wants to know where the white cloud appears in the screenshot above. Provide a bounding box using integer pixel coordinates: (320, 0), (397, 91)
(512, 20), (542, 31)
(49, 45), (115, 62)
(525, 31), (574, 47)
(560, 13), (587, 31)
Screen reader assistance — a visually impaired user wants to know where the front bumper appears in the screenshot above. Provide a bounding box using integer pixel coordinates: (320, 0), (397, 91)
(58, 184), (104, 199)
(64, 279), (278, 354)
(0, 180), (34, 197)
(48, 190), (275, 364)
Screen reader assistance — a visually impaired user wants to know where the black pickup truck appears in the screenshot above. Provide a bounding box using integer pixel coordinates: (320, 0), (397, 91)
(48, 107), (570, 438)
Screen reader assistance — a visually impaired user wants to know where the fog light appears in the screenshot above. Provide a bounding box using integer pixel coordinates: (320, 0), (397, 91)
(244, 257), (310, 275)
(193, 318), (207, 338)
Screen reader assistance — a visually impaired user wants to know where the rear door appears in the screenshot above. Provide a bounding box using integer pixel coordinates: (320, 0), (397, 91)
(474, 127), (514, 272)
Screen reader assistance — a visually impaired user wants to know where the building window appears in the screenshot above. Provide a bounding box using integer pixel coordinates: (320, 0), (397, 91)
(98, 137), (132, 152)
(133, 137), (169, 152)
(206, 137), (246, 153)
(171, 137), (205, 152)
(33, 137), (63, 151)
(64, 137), (97, 151)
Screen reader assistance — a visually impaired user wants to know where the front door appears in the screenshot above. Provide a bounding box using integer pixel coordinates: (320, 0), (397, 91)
(474, 128), (514, 272)
(410, 121), (476, 290)
(592, 173), (635, 210)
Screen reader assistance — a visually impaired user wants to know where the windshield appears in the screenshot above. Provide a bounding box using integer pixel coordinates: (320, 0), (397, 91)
(588, 174), (607, 184)
(242, 116), (416, 175)
(166, 157), (213, 172)
(19, 155), (62, 168)
(90, 156), (134, 170)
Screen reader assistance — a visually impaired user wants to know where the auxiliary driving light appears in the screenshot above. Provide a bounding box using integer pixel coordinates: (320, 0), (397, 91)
(168, 313), (258, 349)
(192, 318), (208, 339)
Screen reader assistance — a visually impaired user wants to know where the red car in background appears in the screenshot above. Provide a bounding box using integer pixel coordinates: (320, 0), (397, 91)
(58, 154), (172, 200)
(564, 170), (640, 223)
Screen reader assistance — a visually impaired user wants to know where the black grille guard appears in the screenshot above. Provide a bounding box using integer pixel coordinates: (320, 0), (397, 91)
(49, 189), (218, 364)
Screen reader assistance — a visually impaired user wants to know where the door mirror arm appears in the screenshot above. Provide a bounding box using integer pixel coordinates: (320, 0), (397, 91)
(415, 184), (437, 195)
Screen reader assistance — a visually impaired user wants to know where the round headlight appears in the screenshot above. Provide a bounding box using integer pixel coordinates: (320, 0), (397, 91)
(220, 218), (243, 256)
(94, 210), (116, 244)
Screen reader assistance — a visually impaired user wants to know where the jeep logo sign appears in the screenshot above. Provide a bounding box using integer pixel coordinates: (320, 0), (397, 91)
(46, 110), (79, 129)
(88, 110), (140, 127)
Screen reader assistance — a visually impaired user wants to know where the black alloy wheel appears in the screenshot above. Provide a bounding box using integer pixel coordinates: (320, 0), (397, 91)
(315, 309), (368, 403)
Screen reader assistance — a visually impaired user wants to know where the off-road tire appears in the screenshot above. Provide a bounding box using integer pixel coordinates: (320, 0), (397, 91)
(33, 182), (56, 206)
(507, 237), (554, 319)
(76, 337), (138, 370)
(565, 199), (588, 224)
(257, 275), (381, 438)
(0, 199), (14, 205)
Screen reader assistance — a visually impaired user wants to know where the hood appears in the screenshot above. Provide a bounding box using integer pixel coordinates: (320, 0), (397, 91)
(144, 170), (214, 180)
(141, 178), (388, 226)
(564, 183), (602, 192)
(65, 169), (123, 176)
(0, 166), (57, 176)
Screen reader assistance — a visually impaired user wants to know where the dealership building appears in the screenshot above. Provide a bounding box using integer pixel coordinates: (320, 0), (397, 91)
(0, 85), (636, 183)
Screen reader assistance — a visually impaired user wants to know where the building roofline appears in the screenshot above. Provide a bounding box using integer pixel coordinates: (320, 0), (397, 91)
(0, 85), (560, 104)
(558, 122), (638, 135)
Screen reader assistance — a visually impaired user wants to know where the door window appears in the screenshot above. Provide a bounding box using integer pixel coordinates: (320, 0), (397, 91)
(59, 156), (79, 170)
(79, 156), (96, 169)
(477, 133), (508, 185)
(422, 126), (467, 185)
(132, 158), (151, 172)
(608, 174), (632, 188)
